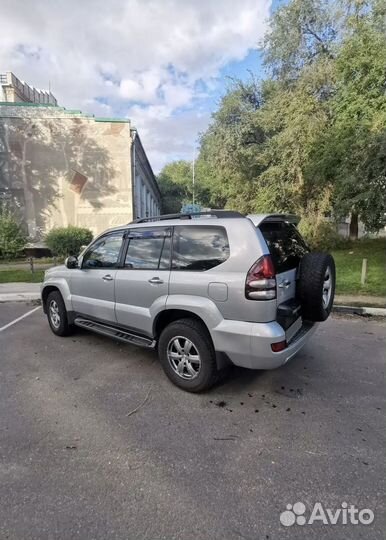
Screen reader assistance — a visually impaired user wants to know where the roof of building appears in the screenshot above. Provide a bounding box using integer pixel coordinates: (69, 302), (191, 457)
(0, 72), (57, 105)
(0, 101), (130, 123)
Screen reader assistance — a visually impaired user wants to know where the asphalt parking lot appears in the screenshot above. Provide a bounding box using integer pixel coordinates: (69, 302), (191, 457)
(0, 303), (385, 540)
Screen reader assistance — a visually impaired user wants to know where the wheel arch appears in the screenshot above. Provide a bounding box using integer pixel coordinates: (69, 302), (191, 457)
(41, 279), (72, 314)
(41, 285), (60, 313)
(153, 309), (209, 339)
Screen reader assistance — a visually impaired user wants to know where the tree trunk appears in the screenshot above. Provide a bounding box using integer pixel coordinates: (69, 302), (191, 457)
(349, 212), (359, 240)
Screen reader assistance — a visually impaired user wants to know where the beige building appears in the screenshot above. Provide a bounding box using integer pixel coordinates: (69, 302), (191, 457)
(0, 72), (161, 243)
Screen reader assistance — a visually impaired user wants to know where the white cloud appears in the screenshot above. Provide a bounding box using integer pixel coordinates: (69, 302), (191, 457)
(162, 83), (194, 110)
(127, 103), (211, 171)
(119, 68), (163, 103)
(0, 0), (272, 171)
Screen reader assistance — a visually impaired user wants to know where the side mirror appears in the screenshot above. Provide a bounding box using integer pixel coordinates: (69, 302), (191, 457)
(65, 256), (78, 269)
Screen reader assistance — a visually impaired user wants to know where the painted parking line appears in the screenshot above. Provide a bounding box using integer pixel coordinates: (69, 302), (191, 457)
(0, 306), (41, 333)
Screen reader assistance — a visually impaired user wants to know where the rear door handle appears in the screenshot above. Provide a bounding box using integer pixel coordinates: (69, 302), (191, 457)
(148, 277), (164, 284)
(102, 274), (113, 281)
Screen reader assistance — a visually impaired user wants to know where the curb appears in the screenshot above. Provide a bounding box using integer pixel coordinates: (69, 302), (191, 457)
(333, 305), (386, 317)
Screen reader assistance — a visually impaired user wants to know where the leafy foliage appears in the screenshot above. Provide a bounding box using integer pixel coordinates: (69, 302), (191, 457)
(157, 161), (193, 214)
(263, 0), (338, 82)
(313, 4), (386, 231)
(158, 0), (386, 236)
(298, 214), (344, 250)
(0, 205), (27, 259)
(45, 226), (93, 257)
(157, 160), (211, 214)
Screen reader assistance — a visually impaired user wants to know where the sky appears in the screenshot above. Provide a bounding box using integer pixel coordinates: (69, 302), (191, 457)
(0, 0), (279, 173)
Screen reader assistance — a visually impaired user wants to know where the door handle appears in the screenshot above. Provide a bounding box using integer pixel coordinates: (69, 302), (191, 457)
(102, 274), (114, 281)
(278, 279), (291, 288)
(148, 277), (164, 284)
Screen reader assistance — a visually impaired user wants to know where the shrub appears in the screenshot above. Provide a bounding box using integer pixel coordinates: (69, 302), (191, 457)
(0, 206), (27, 259)
(45, 226), (93, 257)
(299, 217), (344, 251)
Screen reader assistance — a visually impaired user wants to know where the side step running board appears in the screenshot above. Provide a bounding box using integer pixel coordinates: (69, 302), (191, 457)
(74, 318), (156, 349)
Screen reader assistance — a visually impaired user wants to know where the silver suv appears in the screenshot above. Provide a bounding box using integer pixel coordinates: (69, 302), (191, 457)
(41, 211), (336, 392)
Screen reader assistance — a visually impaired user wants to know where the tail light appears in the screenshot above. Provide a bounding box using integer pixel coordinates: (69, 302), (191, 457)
(245, 255), (276, 300)
(271, 340), (287, 352)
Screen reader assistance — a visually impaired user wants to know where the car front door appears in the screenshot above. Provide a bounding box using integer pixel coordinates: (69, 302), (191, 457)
(70, 230), (125, 323)
(114, 227), (171, 336)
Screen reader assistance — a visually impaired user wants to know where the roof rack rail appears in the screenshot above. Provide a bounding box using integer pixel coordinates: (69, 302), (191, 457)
(129, 210), (244, 224)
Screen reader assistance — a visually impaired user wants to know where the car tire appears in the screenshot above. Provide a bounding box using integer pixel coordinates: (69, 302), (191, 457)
(46, 290), (74, 336)
(297, 252), (336, 322)
(158, 318), (217, 392)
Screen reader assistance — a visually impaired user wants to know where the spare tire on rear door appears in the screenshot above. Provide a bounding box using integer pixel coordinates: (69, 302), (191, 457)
(297, 253), (336, 322)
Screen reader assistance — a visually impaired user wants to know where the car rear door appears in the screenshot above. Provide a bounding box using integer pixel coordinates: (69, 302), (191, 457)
(114, 227), (171, 336)
(168, 224), (231, 302)
(258, 220), (309, 334)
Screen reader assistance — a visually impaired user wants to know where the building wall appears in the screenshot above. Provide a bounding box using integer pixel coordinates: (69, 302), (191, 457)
(132, 132), (161, 220)
(0, 104), (135, 239)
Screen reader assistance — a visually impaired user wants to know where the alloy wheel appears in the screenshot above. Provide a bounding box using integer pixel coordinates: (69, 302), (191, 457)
(49, 299), (61, 329)
(322, 266), (332, 308)
(167, 336), (201, 380)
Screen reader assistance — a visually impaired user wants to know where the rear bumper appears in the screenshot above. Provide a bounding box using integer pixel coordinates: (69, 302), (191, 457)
(211, 319), (318, 370)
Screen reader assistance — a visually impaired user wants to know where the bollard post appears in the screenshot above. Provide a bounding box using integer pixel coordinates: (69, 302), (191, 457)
(28, 257), (34, 274)
(361, 258), (367, 285)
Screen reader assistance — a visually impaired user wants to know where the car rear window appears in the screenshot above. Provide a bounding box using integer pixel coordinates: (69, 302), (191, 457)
(172, 225), (230, 271)
(258, 221), (308, 274)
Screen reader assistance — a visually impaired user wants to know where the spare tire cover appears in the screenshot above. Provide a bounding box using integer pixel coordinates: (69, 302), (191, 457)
(297, 252), (336, 322)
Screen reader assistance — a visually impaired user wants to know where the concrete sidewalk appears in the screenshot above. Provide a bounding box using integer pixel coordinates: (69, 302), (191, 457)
(0, 282), (41, 302)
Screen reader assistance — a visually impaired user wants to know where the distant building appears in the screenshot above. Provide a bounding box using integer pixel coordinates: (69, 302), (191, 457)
(0, 72), (161, 244)
(0, 72), (57, 105)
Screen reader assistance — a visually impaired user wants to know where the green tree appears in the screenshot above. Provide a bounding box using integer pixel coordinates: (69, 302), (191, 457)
(263, 0), (338, 82)
(256, 61), (335, 214)
(197, 71), (334, 216)
(197, 0), (386, 236)
(312, 1), (386, 236)
(255, 0), (339, 215)
(157, 160), (210, 213)
(262, 0), (386, 235)
(160, 0), (386, 237)
(0, 204), (27, 259)
(198, 80), (268, 212)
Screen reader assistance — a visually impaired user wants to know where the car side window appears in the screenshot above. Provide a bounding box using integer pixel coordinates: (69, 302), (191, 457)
(172, 226), (230, 271)
(82, 232), (124, 269)
(124, 228), (171, 270)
